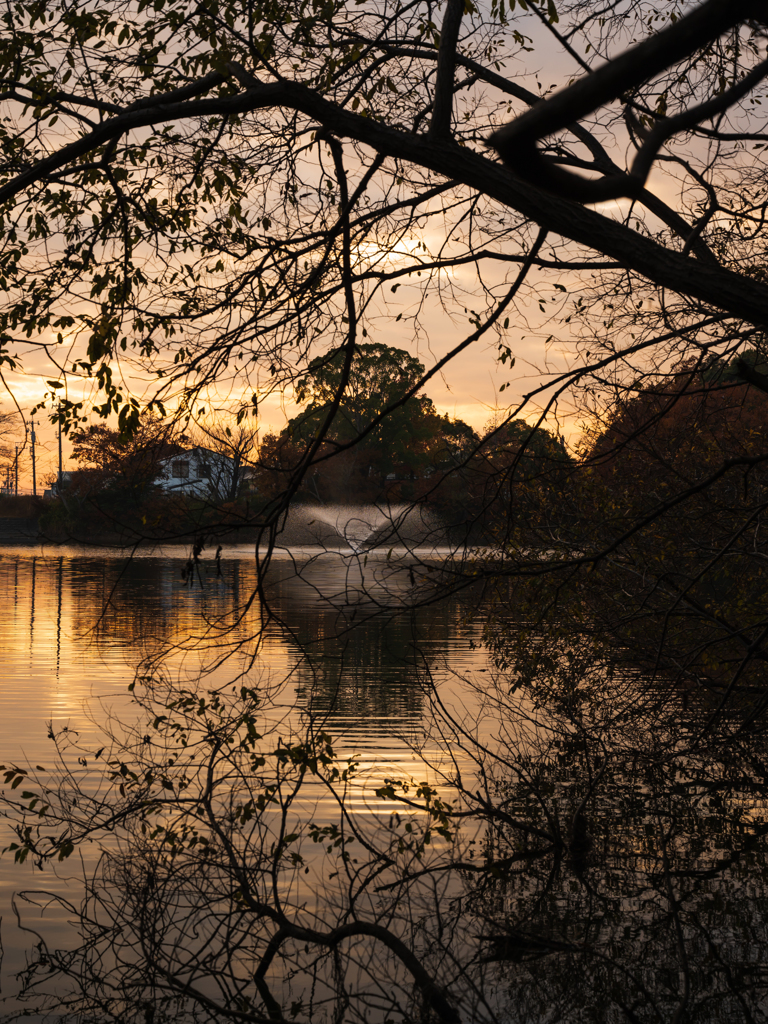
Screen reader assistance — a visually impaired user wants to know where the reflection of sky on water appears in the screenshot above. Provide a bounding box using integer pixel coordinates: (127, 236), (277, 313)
(3, 550), (767, 1021)
(0, 543), (488, 749)
(0, 546), (489, 1003)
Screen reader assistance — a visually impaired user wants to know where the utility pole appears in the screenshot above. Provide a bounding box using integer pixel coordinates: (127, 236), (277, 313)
(14, 445), (18, 496)
(30, 417), (36, 497)
(58, 404), (63, 493)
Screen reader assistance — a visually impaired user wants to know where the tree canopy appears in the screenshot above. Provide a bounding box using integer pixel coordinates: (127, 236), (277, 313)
(3, 0), (767, 705)
(289, 343), (437, 459)
(281, 343), (477, 497)
(71, 417), (180, 471)
(1, 0), (766, 445)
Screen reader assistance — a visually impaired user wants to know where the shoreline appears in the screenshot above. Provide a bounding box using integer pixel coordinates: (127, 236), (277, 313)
(0, 517), (41, 546)
(0, 516), (269, 549)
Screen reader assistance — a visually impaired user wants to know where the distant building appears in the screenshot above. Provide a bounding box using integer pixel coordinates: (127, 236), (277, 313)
(45, 448), (256, 504)
(154, 446), (254, 501)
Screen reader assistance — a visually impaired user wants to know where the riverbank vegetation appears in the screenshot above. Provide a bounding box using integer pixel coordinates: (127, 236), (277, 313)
(1, 0), (768, 1020)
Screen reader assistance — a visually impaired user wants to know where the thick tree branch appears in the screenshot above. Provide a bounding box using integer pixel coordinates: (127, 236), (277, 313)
(351, 37), (718, 260)
(1, 71), (768, 328)
(430, 0), (464, 138)
(489, 0), (763, 201)
(629, 55), (768, 185)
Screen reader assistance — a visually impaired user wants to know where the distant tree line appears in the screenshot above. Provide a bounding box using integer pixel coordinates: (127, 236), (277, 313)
(41, 342), (575, 545)
(45, 342), (768, 565)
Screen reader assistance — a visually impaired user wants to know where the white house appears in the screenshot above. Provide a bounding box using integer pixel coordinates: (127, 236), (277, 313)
(154, 446), (253, 501)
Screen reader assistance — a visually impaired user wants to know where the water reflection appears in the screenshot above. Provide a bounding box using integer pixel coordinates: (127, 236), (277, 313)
(265, 552), (476, 743)
(2, 549), (767, 1022)
(0, 546), (479, 742)
(0, 547), (486, 1014)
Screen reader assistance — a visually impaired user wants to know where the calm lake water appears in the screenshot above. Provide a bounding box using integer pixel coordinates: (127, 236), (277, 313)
(3, 544), (768, 1022)
(0, 543), (488, 1010)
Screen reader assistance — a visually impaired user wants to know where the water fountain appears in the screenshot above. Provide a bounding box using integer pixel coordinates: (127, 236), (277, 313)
(282, 503), (439, 552)
(266, 503), (442, 612)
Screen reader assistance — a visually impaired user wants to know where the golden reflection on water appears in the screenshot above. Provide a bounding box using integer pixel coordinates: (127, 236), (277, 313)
(0, 545), (490, 778)
(0, 545), (489, 996)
